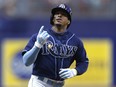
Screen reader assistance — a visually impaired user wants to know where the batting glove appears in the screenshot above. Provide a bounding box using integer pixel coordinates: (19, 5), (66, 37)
(59, 68), (77, 79)
(35, 26), (50, 48)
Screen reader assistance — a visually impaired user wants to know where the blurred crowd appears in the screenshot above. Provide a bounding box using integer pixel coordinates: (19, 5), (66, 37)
(0, 0), (116, 19)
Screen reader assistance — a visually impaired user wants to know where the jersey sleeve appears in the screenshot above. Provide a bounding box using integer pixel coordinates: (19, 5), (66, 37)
(74, 38), (89, 75)
(22, 34), (37, 56)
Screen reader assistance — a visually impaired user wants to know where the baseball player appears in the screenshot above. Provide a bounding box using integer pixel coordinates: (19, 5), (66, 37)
(22, 4), (89, 87)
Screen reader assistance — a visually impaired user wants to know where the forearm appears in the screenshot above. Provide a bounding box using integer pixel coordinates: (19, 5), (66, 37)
(23, 45), (40, 66)
(76, 61), (89, 75)
(22, 26), (50, 66)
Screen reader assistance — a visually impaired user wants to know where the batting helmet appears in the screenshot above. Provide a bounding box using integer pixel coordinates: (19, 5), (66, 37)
(50, 4), (72, 28)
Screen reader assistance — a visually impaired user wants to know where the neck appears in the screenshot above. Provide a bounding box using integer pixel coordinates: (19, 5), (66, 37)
(52, 25), (67, 33)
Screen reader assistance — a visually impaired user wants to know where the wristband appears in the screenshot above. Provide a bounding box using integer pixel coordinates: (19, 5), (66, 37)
(34, 42), (43, 48)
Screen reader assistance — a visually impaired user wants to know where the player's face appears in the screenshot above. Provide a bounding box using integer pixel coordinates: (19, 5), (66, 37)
(53, 11), (70, 27)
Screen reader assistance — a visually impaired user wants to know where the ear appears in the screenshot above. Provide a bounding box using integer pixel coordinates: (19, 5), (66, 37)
(67, 20), (70, 24)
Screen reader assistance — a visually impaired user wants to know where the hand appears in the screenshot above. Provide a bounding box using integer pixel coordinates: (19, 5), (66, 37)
(59, 68), (77, 79)
(35, 26), (50, 48)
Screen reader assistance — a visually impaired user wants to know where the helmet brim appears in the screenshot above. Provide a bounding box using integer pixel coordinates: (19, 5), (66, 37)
(52, 8), (70, 15)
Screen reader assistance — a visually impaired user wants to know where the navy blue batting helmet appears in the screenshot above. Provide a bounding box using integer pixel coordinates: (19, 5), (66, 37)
(50, 4), (72, 28)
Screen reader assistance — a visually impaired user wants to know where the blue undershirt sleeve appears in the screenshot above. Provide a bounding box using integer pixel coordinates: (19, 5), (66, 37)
(23, 45), (40, 66)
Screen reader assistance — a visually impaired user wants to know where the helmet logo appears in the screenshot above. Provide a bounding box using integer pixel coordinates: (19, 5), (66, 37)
(59, 4), (65, 9)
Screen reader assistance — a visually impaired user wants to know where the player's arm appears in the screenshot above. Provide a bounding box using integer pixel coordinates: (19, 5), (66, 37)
(22, 45), (40, 66)
(59, 39), (89, 79)
(74, 39), (89, 75)
(22, 26), (50, 66)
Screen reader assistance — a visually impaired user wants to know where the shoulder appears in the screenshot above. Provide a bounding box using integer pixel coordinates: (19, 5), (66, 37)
(74, 35), (82, 43)
(68, 31), (81, 42)
(68, 31), (84, 46)
(75, 35), (84, 46)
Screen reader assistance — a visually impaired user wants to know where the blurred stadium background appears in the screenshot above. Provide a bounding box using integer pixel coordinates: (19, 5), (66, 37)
(0, 0), (116, 87)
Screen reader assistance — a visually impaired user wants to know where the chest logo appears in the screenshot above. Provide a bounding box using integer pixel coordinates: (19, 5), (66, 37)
(42, 41), (78, 58)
